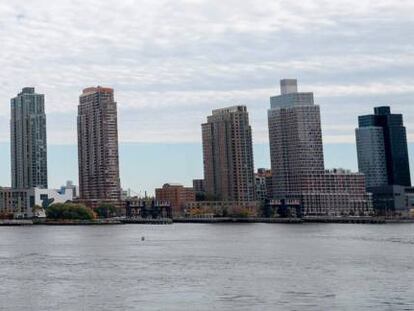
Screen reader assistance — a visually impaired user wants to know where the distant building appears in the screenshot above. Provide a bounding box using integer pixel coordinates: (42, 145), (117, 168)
(268, 79), (372, 216)
(356, 107), (412, 216)
(155, 183), (195, 216)
(0, 187), (74, 218)
(255, 168), (272, 201)
(10, 87), (48, 189)
(77, 86), (121, 208)
(192, 179), (205, 193)
(125, 198), (172, 218)
(202, 106), (255, 201)
(368, 185), (413, 217)
(303, 169), (372, 216)
(60, 180), (78, 198)
(356, 106), (411, 188)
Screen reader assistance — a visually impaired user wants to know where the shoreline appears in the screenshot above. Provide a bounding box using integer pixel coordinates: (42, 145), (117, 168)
(1, 217), (414, 226)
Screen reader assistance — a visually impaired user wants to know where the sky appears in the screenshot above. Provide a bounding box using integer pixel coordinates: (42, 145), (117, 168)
(1, 0), (414, 192)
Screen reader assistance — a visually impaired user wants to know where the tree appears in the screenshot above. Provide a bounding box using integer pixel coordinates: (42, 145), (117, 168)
(261, 199), (273, 218)
(32, 205), (43, 213)
(95, 203), (117, 218)
(46, 203), (95, 220)
(277, 205), (291, 218)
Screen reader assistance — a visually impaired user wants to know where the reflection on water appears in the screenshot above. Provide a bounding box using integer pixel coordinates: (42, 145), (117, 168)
(0, 224), (413, 310)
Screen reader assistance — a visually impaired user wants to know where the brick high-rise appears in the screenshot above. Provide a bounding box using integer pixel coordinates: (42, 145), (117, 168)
(202, 105), (255, 201)
(77, 87), (121, 208)
(10, 87), (48, 189)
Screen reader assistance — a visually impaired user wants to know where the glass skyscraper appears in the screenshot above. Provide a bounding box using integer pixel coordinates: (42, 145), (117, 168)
(10, 87), (48, 189)
(356, 106), (411, 188)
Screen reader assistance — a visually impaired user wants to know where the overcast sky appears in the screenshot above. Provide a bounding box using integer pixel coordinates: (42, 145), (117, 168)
(1, 0), (414, 146)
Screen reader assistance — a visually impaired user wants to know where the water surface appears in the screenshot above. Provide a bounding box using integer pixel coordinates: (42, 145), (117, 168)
(0, 224), (413, 310)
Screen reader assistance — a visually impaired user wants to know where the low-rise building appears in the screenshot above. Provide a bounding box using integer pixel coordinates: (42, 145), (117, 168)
(0, 187), (74, 218)
(299, 169), (373, 217)
(368, 185), (414, 218)
(155, 183), (195, 216)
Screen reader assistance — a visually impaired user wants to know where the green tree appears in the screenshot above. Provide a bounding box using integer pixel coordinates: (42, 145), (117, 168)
(46, 203), (95, 220)
(95, 203), (117, 218)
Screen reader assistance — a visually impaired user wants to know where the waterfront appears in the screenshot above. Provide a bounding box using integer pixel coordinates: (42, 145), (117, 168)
(0, 224), (413, 310)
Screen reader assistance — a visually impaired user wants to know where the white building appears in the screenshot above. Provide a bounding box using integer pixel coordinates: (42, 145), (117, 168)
(0, 187), (74, 218)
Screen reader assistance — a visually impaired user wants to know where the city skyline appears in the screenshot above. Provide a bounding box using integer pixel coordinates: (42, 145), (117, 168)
(0, 84), (414, 195)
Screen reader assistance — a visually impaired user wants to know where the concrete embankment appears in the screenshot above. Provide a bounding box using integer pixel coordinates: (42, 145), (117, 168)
(303, 216), (414, 224)
(33, 219), (122, 225)
(1, 217), (413, 226)
(0, 219), (33, 226)
(121, 218), (173, 225)
(173, 217), (303, 224)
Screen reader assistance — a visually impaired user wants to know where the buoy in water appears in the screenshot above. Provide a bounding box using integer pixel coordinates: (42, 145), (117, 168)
(141, 236), (145, 241)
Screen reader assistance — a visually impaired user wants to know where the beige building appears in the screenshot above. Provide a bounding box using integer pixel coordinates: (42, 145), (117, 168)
(202, 106), (255, 201)
(77, 87), (121, 209)
(268, 79), (372, 216)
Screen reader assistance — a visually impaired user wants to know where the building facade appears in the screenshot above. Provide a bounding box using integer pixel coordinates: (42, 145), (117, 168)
(77, 87), (121, 208)
(356, 107), (411, 216)
(300, 169), (372, 216)
(355, 126), (388, 188)
(255, 168), (272, 202)
(155, 183), (195, 216)
(10, 87), (48, 189)
(202, 106), (255, 201)
(268, 80), (324, 197)
(192, 179), (205, 194)
(0, 187), (74, 218)
(356, 106), (411, 188)
(268, 79), (372, 216)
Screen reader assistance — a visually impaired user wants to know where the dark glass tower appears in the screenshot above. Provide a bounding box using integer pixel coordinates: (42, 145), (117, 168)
(357, 106), (411, 187)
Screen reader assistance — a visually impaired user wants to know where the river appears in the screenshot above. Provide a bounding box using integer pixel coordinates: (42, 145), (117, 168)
(0, 223), (413, 310)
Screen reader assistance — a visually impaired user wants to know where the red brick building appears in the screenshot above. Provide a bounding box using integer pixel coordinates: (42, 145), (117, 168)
(155, 183), (195, 216)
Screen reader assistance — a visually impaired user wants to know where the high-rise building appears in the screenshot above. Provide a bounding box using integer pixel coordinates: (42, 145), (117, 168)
(268, 79), (324, 197)
(77, 86), (121, 208)
(10, 87), (48, 189)
(202, 106), (255, 201)
(192, 179), (205, 194)
(356, 107), (411, 216)
(356, 106), (411, 188)
(268, 79), (372, 216)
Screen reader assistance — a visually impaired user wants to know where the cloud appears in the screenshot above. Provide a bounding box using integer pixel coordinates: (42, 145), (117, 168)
(1, 0), (414, 145)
